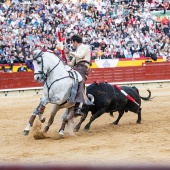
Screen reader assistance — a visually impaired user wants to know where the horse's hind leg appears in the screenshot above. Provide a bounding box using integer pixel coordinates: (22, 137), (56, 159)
(113, 110), (124, 125)
(136, 108), (142, 124)
(43, 104), (59, 133)
(59, 107), (74, 136)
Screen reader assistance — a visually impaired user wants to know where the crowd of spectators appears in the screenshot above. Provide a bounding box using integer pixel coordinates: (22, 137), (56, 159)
(0, 0), (170, 72)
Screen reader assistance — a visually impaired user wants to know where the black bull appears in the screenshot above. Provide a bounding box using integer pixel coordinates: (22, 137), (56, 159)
(74, 82), (151, 132)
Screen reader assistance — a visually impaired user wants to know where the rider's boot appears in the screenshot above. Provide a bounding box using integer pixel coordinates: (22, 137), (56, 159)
(74, 102), (83, 117)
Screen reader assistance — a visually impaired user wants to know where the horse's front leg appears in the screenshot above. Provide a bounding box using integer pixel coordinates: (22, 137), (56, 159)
(43, 104), (60, 133)
(23, 99), (48, 136)
(59, 107), (74, 136)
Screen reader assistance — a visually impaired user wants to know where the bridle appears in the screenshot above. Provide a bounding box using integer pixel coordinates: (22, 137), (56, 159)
(33, 51), (49, 81)
(33, 50), (62, 82)
(33, 50), (70, 98)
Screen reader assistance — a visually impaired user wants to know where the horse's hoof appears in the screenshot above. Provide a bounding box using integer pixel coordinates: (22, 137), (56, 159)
(22, 130), (29, 136)
(40, 117), (46, 123)
(59, 129), (64, 137)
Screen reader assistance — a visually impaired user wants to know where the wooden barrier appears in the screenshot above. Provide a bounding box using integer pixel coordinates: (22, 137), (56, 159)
(0, 72), (41, 89)
(87, 62), (170, 84)
(0, 62), (170, 90)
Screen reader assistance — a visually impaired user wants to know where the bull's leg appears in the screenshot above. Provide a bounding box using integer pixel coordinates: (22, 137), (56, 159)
(136, 108), (142, 124)
(59, 107), (74, 136)
(74, 112), (88, 132)
(110, 111), (114, 117)
(113, 110), (124, 125)
(43, 104), (60, 133)
(84, 108), (107, 131)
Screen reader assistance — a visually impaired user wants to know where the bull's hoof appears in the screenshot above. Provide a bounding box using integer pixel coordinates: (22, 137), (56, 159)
(74, 127), (79, 132)
(40, 117), (46, 123)
(22, 130), (29, 136)
(136, 121), (141, 124)
(113, 121), (118, 125)
(84, 125), (89, 131)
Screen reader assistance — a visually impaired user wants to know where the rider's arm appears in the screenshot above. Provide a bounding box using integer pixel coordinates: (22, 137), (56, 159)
(68, 57), (76, 67)
(70, 45), (90, 59)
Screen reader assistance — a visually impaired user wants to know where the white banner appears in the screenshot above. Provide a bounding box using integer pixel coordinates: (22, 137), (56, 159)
(95, 59), (119, 68)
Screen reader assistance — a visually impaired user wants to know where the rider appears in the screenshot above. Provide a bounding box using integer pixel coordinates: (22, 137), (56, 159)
(68, 34), (93, 116)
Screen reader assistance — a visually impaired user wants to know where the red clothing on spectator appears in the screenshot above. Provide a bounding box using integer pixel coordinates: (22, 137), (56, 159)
(163, 1), (169, 9)
(162, 18), (169, 25)
(140, 54), (146, 58)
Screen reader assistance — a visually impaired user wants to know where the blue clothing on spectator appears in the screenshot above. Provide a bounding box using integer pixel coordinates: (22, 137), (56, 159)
(18, 21), (23, 28)
(8, 19), (12, 24)
(125, 54), (133, 58)
(82, 3), (87, 10)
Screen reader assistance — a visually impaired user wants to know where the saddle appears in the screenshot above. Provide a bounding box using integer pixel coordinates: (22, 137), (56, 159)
(60, 65), (82, 107)
(65, 65), (82, 82)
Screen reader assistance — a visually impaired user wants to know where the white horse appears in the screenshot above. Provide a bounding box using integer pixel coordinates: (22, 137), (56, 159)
(23, 50), (93, 136)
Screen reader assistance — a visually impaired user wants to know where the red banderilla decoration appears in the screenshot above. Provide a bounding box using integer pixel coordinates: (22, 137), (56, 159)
(113, 84), (140, 106)
(57, 31), (67, 64)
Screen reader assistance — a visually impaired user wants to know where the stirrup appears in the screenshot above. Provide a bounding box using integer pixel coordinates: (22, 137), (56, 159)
(74, 109), (82, 117)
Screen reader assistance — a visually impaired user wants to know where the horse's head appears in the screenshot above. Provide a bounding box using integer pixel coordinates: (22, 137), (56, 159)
(33, 50), (48, 83)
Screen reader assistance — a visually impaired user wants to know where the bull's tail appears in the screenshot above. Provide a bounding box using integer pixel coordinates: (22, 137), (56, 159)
(132, 86), (153, 101)
(140, 89), (153, 101)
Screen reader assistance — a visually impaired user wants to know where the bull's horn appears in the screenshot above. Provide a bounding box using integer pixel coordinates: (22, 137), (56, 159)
(87, 94), (94, 103)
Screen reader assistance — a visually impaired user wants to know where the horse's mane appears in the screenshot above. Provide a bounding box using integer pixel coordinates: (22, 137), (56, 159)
(33, 49), (42, 56)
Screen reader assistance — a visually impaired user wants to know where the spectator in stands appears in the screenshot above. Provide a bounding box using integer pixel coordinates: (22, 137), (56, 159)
(0, 0), (168, 71)
(162, 0), (169, 14)
(125, 50), (133, 58)
(17, 63), (27, 72)
(1, 66), (12, 73)
(140, 51), (146, 58)
(117, 51), (125, 58)
(133, 51), (140, 58)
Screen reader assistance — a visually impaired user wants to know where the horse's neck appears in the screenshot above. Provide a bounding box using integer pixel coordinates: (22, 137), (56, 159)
(48, 56), (69, 80)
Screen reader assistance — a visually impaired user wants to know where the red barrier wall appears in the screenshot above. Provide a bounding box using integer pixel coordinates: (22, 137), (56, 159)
(86, 62), (170, 84)
(0, 62), (170, 90)
(0, 72), (41, 89)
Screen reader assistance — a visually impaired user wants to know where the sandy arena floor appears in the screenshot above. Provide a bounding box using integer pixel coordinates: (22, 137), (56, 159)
(0, 86), (170, 167)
